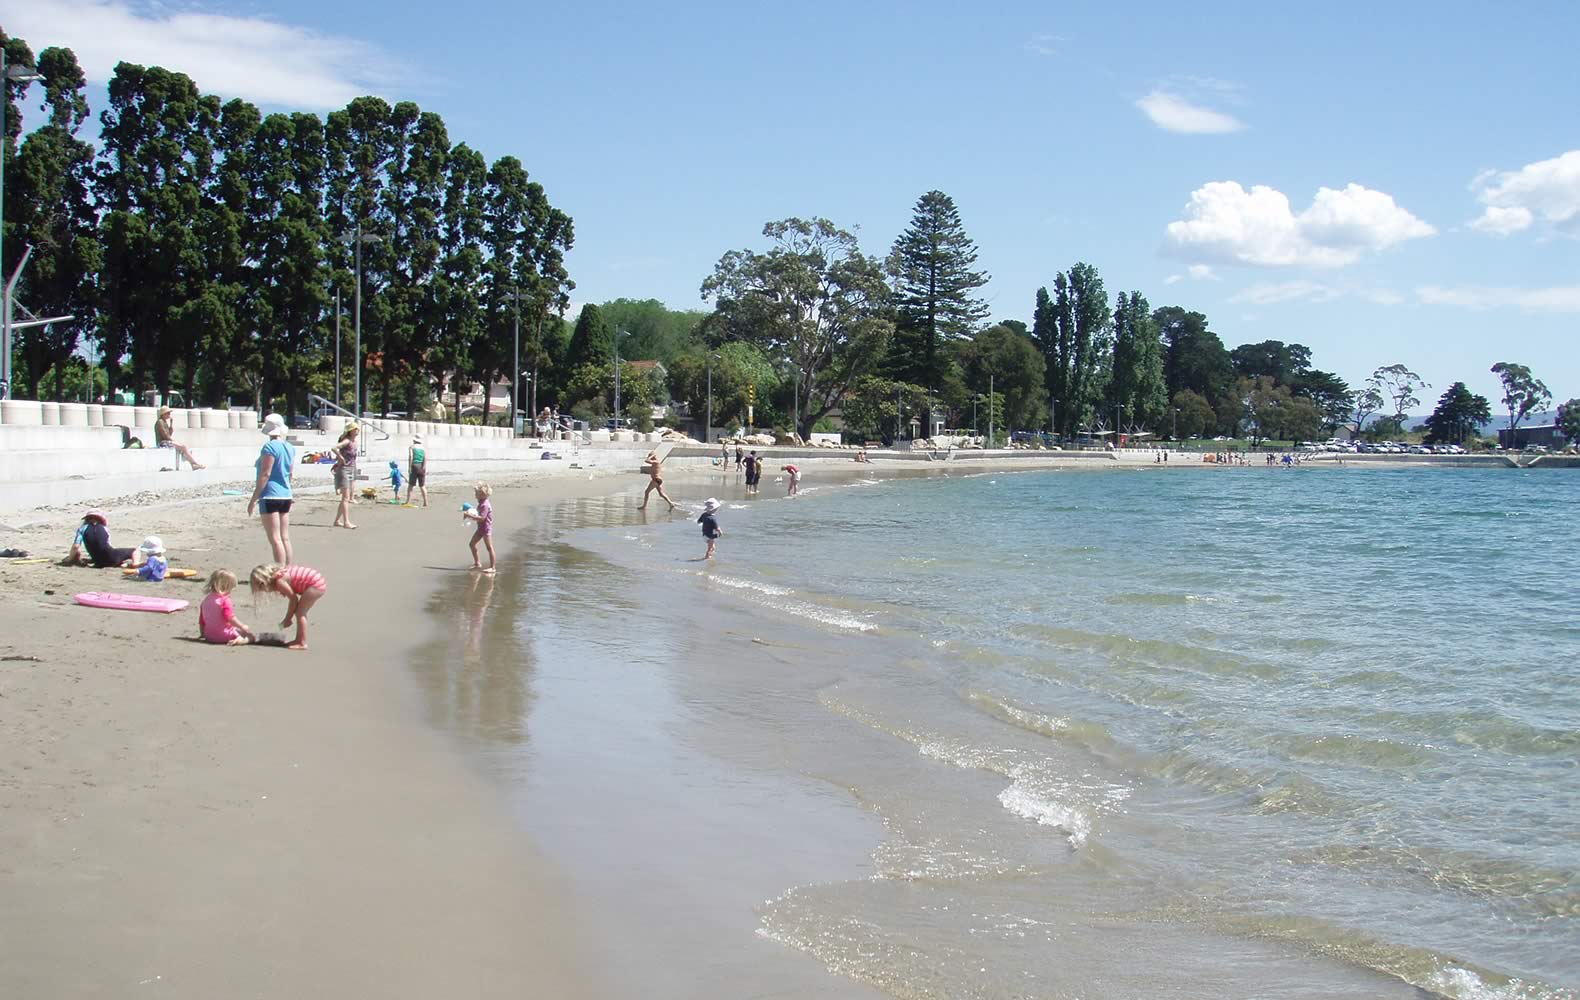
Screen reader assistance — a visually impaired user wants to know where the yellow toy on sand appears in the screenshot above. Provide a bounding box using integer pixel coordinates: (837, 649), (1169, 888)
(124, 567), (200, 579)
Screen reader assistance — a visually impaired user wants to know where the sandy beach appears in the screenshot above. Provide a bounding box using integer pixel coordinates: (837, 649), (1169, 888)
(0, 470), (624, 999)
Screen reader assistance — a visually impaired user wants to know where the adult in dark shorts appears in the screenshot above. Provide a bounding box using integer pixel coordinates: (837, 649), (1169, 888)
(247, 413), (296, 564)
(744, 450), (761, 491)
(407, 434), (429, 507)
(79, 509), (138, 568)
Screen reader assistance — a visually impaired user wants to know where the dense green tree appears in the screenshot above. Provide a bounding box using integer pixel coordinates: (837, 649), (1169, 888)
(1171, 388), (1215, 439)
(1556, 399), (1580, 448)
(9, 46), (99, 399)
(1108, 291), (1168, 432)
(884, 191), (989, 400)
(839, 376), (931, 442)
(1230, 340), (1311, 384)
(1032, 263), (1110, 438)
(565, 302), (613, 371)
(1348, 382), (1386, 438)
(1422, 382), (1492, 444)
(1154, 306), (1237, 435)
(665, 341), (780, 429)
(701, 218), (893, 438)
(955, 323), (1046, 431)
(1490, 361), (1552, 434)
(1235, 375), (1288, 446)
(598, 298), (705, 364)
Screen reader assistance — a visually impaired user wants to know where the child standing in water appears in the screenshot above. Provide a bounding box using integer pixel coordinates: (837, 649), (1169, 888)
(463, 482), (496, 573)
(199, 570), (256, 645)
(250, 563), (327, 651)
(698, 497), (722, 560)
(780, 463), (800, 496)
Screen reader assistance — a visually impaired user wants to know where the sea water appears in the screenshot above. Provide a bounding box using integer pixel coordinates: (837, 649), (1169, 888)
(420, 465), (1579, 999)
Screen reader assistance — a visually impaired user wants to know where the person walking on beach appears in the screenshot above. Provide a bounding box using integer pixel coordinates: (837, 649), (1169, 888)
(463, 482), (496, 574)
(407, 434), (429, 507)
(734, 445), (744, 473)
(638, 448), (676, 511)
(719, 440), (729, 469)
(250, 563), (326, 651)
(781, 463), (800, 496)
(744, 450), (760, 492)
(246, 413), (294, 565)
(698, 497), (722, 560)
(154, 406), (205, 470)
(332, 424), (359, 529)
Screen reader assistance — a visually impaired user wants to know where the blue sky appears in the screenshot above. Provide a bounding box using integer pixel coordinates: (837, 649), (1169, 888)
(8, 0), (1578, 409)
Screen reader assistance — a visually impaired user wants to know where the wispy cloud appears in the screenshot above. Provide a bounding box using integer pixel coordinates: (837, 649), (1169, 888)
(1229, 280), (1337, 305)
(1418, 284), (1580, 313)
(1024, 33), (1065, 56)
(1135, 90), (1244, 134)
(5, 0), (398, 108)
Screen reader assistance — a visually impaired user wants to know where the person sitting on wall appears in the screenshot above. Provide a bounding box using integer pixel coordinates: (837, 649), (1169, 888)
(155, 406), (205, 469)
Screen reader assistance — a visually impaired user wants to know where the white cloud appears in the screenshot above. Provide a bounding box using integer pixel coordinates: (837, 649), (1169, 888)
(1469, 150), (1580, 236)
(1163, 274), (1183, 285)
(1418, 284), (1580, 313)
(1469, 205), (1534, 236)
(1165, 181), (1435, 268)
(1229, 280), (1337, 305)
(5, 0), (396, 109)
(1135, 91), (1244, 134)
(1188, 264), (1219, 281)
(1365, 288), (1405, 306)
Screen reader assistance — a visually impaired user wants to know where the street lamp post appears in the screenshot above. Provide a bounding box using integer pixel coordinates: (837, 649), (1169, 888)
(1173, 406), (1179, 441)
(333, 288), (341, 413)
(512, 287), (520, 436)
(349, 222), (381, 440)
(0, 52), (44, 399)
(612, 328), (623, 430)
(705, 354), (713, 444)
(989, 374), (995, 449)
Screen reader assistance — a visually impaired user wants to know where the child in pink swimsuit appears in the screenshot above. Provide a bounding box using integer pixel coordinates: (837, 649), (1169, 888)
(463, 482), (496, 574)
(250, 563), (328, 651)
(198, 569), (256, 645)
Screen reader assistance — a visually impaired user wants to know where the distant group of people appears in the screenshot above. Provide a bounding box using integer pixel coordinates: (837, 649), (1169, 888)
(64, 410), (484, 653)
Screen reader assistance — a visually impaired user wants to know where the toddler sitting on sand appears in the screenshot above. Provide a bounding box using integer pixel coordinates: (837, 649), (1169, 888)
(198, 570), (257, 645)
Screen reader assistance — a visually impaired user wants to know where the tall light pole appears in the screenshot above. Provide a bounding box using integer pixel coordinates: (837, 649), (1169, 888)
(1172, 406), (1179, 441)
(333, 287), (341, 412)
(0, 52), (44, 399)
(989, 374), (995, 449)
(705, 354), (713, 443)
(612, 328), (624, 430)
(349, 222), (381, 430)
(512, 287), (520, 436)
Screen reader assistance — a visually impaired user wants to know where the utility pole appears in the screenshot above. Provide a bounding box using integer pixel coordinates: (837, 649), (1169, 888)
(512, 287), (520, 436)
(333, 288), (341, 412)
(613, 328), (622, 430)
(705, 355), (713, 443)
(989, 374), (995, 449)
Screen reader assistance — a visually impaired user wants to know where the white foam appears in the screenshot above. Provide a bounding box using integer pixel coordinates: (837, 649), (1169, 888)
(710, 575), (794, 597)
(998, 780), (1093, 847)
(1424, 966), (1550, 1000)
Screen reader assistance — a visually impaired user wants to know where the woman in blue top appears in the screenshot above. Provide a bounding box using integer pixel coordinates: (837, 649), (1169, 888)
(247, 413), (296, 564)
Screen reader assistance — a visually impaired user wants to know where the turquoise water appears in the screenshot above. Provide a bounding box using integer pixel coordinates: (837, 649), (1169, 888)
(428, 465), (1580, 998)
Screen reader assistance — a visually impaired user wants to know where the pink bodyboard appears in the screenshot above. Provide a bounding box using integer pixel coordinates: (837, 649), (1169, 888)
(74, 592), (190, 614)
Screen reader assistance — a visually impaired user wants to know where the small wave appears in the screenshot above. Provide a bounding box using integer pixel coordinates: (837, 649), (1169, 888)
(998, 781), (1092, 847)
(708, 575), (794, 597)
(964, 689), (1069, 739)
(1105, 592), (1215, 606)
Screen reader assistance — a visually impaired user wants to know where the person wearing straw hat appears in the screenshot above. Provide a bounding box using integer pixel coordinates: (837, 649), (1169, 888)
(697, 497), (723, 560)
(154, 405), (205, 470)
(407, 434), (428, 507)
(332, 423), (360, 529)
(247, 414), (296, 564)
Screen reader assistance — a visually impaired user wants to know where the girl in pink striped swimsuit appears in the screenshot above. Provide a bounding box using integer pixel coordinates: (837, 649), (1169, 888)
(250, 563), (328, 651)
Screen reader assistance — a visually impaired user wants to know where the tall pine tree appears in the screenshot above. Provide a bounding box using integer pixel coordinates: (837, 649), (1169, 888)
(885, 191), (989, 397)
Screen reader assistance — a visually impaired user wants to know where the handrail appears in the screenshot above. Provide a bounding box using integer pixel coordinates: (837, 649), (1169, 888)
(307, 393), (393, 455)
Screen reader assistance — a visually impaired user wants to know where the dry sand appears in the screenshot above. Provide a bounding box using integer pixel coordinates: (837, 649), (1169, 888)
(0, 471), (623, 999)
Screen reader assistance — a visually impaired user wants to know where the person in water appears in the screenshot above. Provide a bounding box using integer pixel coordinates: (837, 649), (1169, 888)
(697, 497), (722, 560)
(638, 448), (676, 511)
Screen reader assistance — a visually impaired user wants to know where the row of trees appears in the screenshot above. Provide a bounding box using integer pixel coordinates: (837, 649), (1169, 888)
(2, 33), (573, 419)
